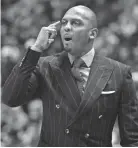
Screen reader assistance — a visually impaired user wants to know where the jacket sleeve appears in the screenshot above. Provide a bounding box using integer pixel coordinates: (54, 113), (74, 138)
(118, 66), (138, 146)
(2, 48), (42, 107)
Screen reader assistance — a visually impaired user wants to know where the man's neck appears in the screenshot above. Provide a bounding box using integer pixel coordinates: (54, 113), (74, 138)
(72, 47), (93, 58)
(68, 47), (95, 67)
(74, 42), (94, 58)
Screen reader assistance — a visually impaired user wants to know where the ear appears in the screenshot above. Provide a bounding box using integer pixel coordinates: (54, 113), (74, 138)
(89, 28), (98, 39)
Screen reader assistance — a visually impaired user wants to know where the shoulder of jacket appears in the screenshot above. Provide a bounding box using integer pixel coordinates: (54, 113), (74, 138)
(104, 56), (130, 71)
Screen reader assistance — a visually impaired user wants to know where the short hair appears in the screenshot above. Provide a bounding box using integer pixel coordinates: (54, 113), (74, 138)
(61, 5), (97, 28)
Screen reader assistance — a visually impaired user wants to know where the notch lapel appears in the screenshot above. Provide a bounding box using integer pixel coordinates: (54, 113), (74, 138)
(67, 54), (115, 126)
(49, 52), (81, 113)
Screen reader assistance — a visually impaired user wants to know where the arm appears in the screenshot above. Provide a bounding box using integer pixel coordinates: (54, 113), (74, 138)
(2, 21), (60, 107)
(2, 48), (41, 107)
(118, 66), (138, 146)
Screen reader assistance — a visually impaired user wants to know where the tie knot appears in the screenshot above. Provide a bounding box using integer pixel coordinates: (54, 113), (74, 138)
(72, 58), (87, 68)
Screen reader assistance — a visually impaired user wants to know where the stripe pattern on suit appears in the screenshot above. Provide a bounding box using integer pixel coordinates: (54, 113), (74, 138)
(2, 49), (138, 147)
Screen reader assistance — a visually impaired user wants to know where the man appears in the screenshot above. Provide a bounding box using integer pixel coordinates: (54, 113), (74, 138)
(2, 5), (138, 147)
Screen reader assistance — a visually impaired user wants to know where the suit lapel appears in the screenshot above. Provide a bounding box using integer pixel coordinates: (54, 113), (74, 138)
(67, 54), (115, 126)
(49, 52), (81, 113)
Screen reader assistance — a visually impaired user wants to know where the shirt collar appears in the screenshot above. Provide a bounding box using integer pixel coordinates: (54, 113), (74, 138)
(68, 48), (95, 67)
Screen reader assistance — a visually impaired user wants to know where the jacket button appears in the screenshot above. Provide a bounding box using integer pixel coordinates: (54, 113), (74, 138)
(84, 133), (90, 138)
(65, 129), (69, 134)
(99, 115), (103, 119)
(56, 104), (60, 109)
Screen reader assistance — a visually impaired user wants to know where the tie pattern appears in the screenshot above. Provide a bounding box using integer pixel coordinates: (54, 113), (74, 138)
(71, 58), (87, 96)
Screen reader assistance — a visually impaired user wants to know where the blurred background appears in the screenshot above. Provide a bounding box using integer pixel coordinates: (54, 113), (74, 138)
(1, 0), (138, 146)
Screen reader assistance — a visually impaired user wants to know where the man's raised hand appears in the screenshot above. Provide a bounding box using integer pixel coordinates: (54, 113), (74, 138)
(31, 21), (60, 52)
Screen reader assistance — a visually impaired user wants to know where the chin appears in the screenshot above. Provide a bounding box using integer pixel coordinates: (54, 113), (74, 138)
(64, 46), (72, 53)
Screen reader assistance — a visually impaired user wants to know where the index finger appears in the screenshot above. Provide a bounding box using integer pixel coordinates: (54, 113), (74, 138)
(49, 21), (61, 28)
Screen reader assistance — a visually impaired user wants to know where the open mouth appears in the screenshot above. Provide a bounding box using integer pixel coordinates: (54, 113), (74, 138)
(64, 37), (72, 41)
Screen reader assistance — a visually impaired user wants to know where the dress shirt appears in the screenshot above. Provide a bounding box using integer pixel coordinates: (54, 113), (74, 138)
(68, 48), (95, 89)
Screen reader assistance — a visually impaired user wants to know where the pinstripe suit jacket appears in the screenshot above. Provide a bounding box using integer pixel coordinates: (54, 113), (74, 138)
(2, 48), (138, 147)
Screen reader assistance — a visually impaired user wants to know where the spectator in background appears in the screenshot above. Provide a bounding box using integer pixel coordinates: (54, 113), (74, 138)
(1, 46), (21, 86)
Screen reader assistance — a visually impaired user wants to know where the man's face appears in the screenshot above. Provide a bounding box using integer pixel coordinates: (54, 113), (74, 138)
(60, 7), (92, 56)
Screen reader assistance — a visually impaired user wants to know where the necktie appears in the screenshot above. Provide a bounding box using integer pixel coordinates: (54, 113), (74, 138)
(71, 58), (87, 96)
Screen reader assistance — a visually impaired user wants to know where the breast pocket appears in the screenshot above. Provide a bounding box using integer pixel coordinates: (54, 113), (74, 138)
(101, 90), (119, 109)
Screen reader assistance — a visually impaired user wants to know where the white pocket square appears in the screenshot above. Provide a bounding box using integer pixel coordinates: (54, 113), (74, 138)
(101, 90), (115, 94)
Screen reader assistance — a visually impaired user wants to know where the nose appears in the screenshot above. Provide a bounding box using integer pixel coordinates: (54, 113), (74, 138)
(64, 22), (71, 32)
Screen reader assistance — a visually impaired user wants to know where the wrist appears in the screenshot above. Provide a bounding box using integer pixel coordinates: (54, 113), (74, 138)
(31, 45), (43, 53)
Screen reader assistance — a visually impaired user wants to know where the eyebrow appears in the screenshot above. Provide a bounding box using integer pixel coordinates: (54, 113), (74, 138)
(61, 18), (82, 21)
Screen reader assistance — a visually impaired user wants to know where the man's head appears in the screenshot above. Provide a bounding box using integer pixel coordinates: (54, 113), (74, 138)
(60, 5), (98, 57)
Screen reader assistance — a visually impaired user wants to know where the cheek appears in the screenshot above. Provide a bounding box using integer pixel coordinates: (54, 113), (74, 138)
(75, 31), (89, 43)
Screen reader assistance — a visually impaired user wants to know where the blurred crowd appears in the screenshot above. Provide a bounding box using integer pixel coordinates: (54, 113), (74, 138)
(1, 0), (138, 146)
(1, 100), (42, 146)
